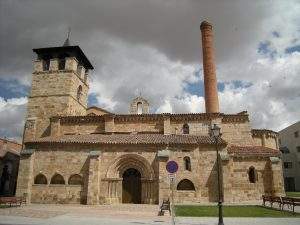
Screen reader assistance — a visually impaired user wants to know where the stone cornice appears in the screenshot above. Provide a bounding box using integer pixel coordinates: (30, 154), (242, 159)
(49, 112), (250, 124)
(251, 129), (278, 138)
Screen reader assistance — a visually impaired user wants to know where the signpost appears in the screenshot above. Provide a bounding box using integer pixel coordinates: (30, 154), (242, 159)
(166, 161), (178, 225)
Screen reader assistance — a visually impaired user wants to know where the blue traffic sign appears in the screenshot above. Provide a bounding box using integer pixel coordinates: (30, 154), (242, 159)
(166, 160), (178, 173)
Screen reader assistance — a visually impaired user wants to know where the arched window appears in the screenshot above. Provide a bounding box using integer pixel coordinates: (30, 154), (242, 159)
(137, 102), (142, 114)
(184, 156), (191, 171)
(248, 166), (257, 183)
(68, 174), (83, 185)
(58, 58), (66, 70)
(34, 174), (47, 184)
(50, 173), (65, 185)
(77, 85), (82, 101)
(177, 179), (195, 191)
(183, 123), (189, 134)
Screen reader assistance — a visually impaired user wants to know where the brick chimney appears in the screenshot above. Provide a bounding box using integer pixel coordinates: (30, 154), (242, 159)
(200, 21), (219, 113)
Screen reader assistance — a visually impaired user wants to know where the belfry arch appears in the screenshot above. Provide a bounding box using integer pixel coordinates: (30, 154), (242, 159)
(105, 154), (156, 204)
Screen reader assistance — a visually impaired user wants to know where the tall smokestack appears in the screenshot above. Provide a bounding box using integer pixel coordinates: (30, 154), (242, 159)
(200, 21), (219, 113)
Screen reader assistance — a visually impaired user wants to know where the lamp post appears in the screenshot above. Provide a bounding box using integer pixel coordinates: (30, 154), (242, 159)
(211, 123), (224, 225)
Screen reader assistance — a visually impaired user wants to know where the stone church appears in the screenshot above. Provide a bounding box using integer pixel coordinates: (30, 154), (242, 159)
(16, 21), (284, 205)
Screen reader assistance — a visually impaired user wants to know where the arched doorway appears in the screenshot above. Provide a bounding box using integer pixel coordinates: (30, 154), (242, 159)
(122, 168), (141, 204)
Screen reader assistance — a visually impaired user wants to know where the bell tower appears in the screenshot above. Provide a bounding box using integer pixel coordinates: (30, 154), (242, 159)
(24, 39), (94, 141)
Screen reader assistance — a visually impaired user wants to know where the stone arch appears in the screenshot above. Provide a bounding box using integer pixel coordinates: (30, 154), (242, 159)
(34, 173), (47, 184)
(106, 154), (155, 179)
(177, 179), (196, 191)
(130, 96), (150, 114)
(68, 174), (83, 185)
(50, 173), (65, 185)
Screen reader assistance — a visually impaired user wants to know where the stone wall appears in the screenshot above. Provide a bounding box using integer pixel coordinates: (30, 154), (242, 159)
(60, 122), (105, 135)
(29, 147), (90, 204)
(113, 121), (163, 133)
(158, 146), (219, 204)
(31, 185), (82, 204)
(170, 121), (210, 135)
(222, 157), (275, 202)
(221, 121), (254, 146)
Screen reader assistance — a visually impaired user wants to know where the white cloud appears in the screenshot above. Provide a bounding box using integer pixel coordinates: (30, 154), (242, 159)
(219, 52), (300, 131)
(0, 97), (27, 141)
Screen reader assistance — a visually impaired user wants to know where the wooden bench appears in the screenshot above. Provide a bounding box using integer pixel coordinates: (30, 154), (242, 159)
(281, 197), (300, 212)
(0, 196), (26, 207)
(158, 199), (170, 216)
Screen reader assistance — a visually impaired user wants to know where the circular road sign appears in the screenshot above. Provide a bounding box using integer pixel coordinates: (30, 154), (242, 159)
(166, 160), (178, 174)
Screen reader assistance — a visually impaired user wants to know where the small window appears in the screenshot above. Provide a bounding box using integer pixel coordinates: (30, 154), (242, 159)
(183, 124), (189, 134)
(58, 58), (66, 70)
(278, 139), (281, 145)
(184, 156), (191, 171)
(284, 162), (293, 169)
(295, 131), (299, 138)
(137, 102), (142, 114)
(50, 173), (65, 184)
(34, 174), (47, 184)
(177, 179), (195, 191)
(297, 146), (300, 153)
(68, 174), (83, 185)
(43, 59), (50, 71)
(77, 85), (82, 101)
(248, 167), (257, 183)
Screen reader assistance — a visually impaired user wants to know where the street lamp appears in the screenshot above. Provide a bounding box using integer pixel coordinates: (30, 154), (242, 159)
(211, 123), (224, 225)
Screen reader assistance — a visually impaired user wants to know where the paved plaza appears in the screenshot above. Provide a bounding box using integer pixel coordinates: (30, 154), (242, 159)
(0, 204), (299, 225)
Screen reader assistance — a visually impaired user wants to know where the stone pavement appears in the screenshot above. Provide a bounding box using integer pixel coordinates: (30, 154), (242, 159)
(0, 204), (299, 225)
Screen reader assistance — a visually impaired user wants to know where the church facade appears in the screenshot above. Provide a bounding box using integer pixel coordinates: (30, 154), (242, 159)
(16, 21), (285, 205)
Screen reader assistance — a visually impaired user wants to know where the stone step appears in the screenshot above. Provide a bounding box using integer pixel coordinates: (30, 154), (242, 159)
(94, 204), (159, 212)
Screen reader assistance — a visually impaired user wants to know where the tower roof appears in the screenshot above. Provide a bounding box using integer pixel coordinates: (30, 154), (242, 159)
(33, 45), (94, 70)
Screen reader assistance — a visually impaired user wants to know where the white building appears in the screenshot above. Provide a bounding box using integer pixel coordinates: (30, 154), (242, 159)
(279, 121), (300, 191)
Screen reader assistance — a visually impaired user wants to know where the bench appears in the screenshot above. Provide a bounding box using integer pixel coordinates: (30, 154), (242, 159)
(158, 199), (170, 216)
(0, 196), (26, 207)
(281, 197), (300, 212)
(262, 195), (282, 208)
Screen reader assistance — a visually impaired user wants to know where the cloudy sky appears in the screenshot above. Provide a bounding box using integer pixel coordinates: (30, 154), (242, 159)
(0, 0), (300, 141)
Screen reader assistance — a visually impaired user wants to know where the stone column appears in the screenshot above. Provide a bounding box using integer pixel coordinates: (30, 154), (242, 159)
(270, 157), (285, 196)
(50, 117), (61, 136)
(16, 149), (35, 203)
(262, 133), (266, 147)
(104, 115), (115, 133)
(163, 113), (171, 135)
(87, 151), (101, 205)
(200, 21), (219, 113)
(157, 149), (170, 205)
(219, 152), (231, 202)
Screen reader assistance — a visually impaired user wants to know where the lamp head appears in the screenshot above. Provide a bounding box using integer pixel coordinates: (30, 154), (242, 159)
(211, 124), (221, 138)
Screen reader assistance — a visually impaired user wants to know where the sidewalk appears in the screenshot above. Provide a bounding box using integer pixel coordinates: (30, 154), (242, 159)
(0, 204), (299, 225)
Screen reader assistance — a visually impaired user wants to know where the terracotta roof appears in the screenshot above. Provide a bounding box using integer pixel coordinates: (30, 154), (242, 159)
(0, 138), (22, 158)
(228, 145), (281, 157)
(27, 134), (226, 146)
